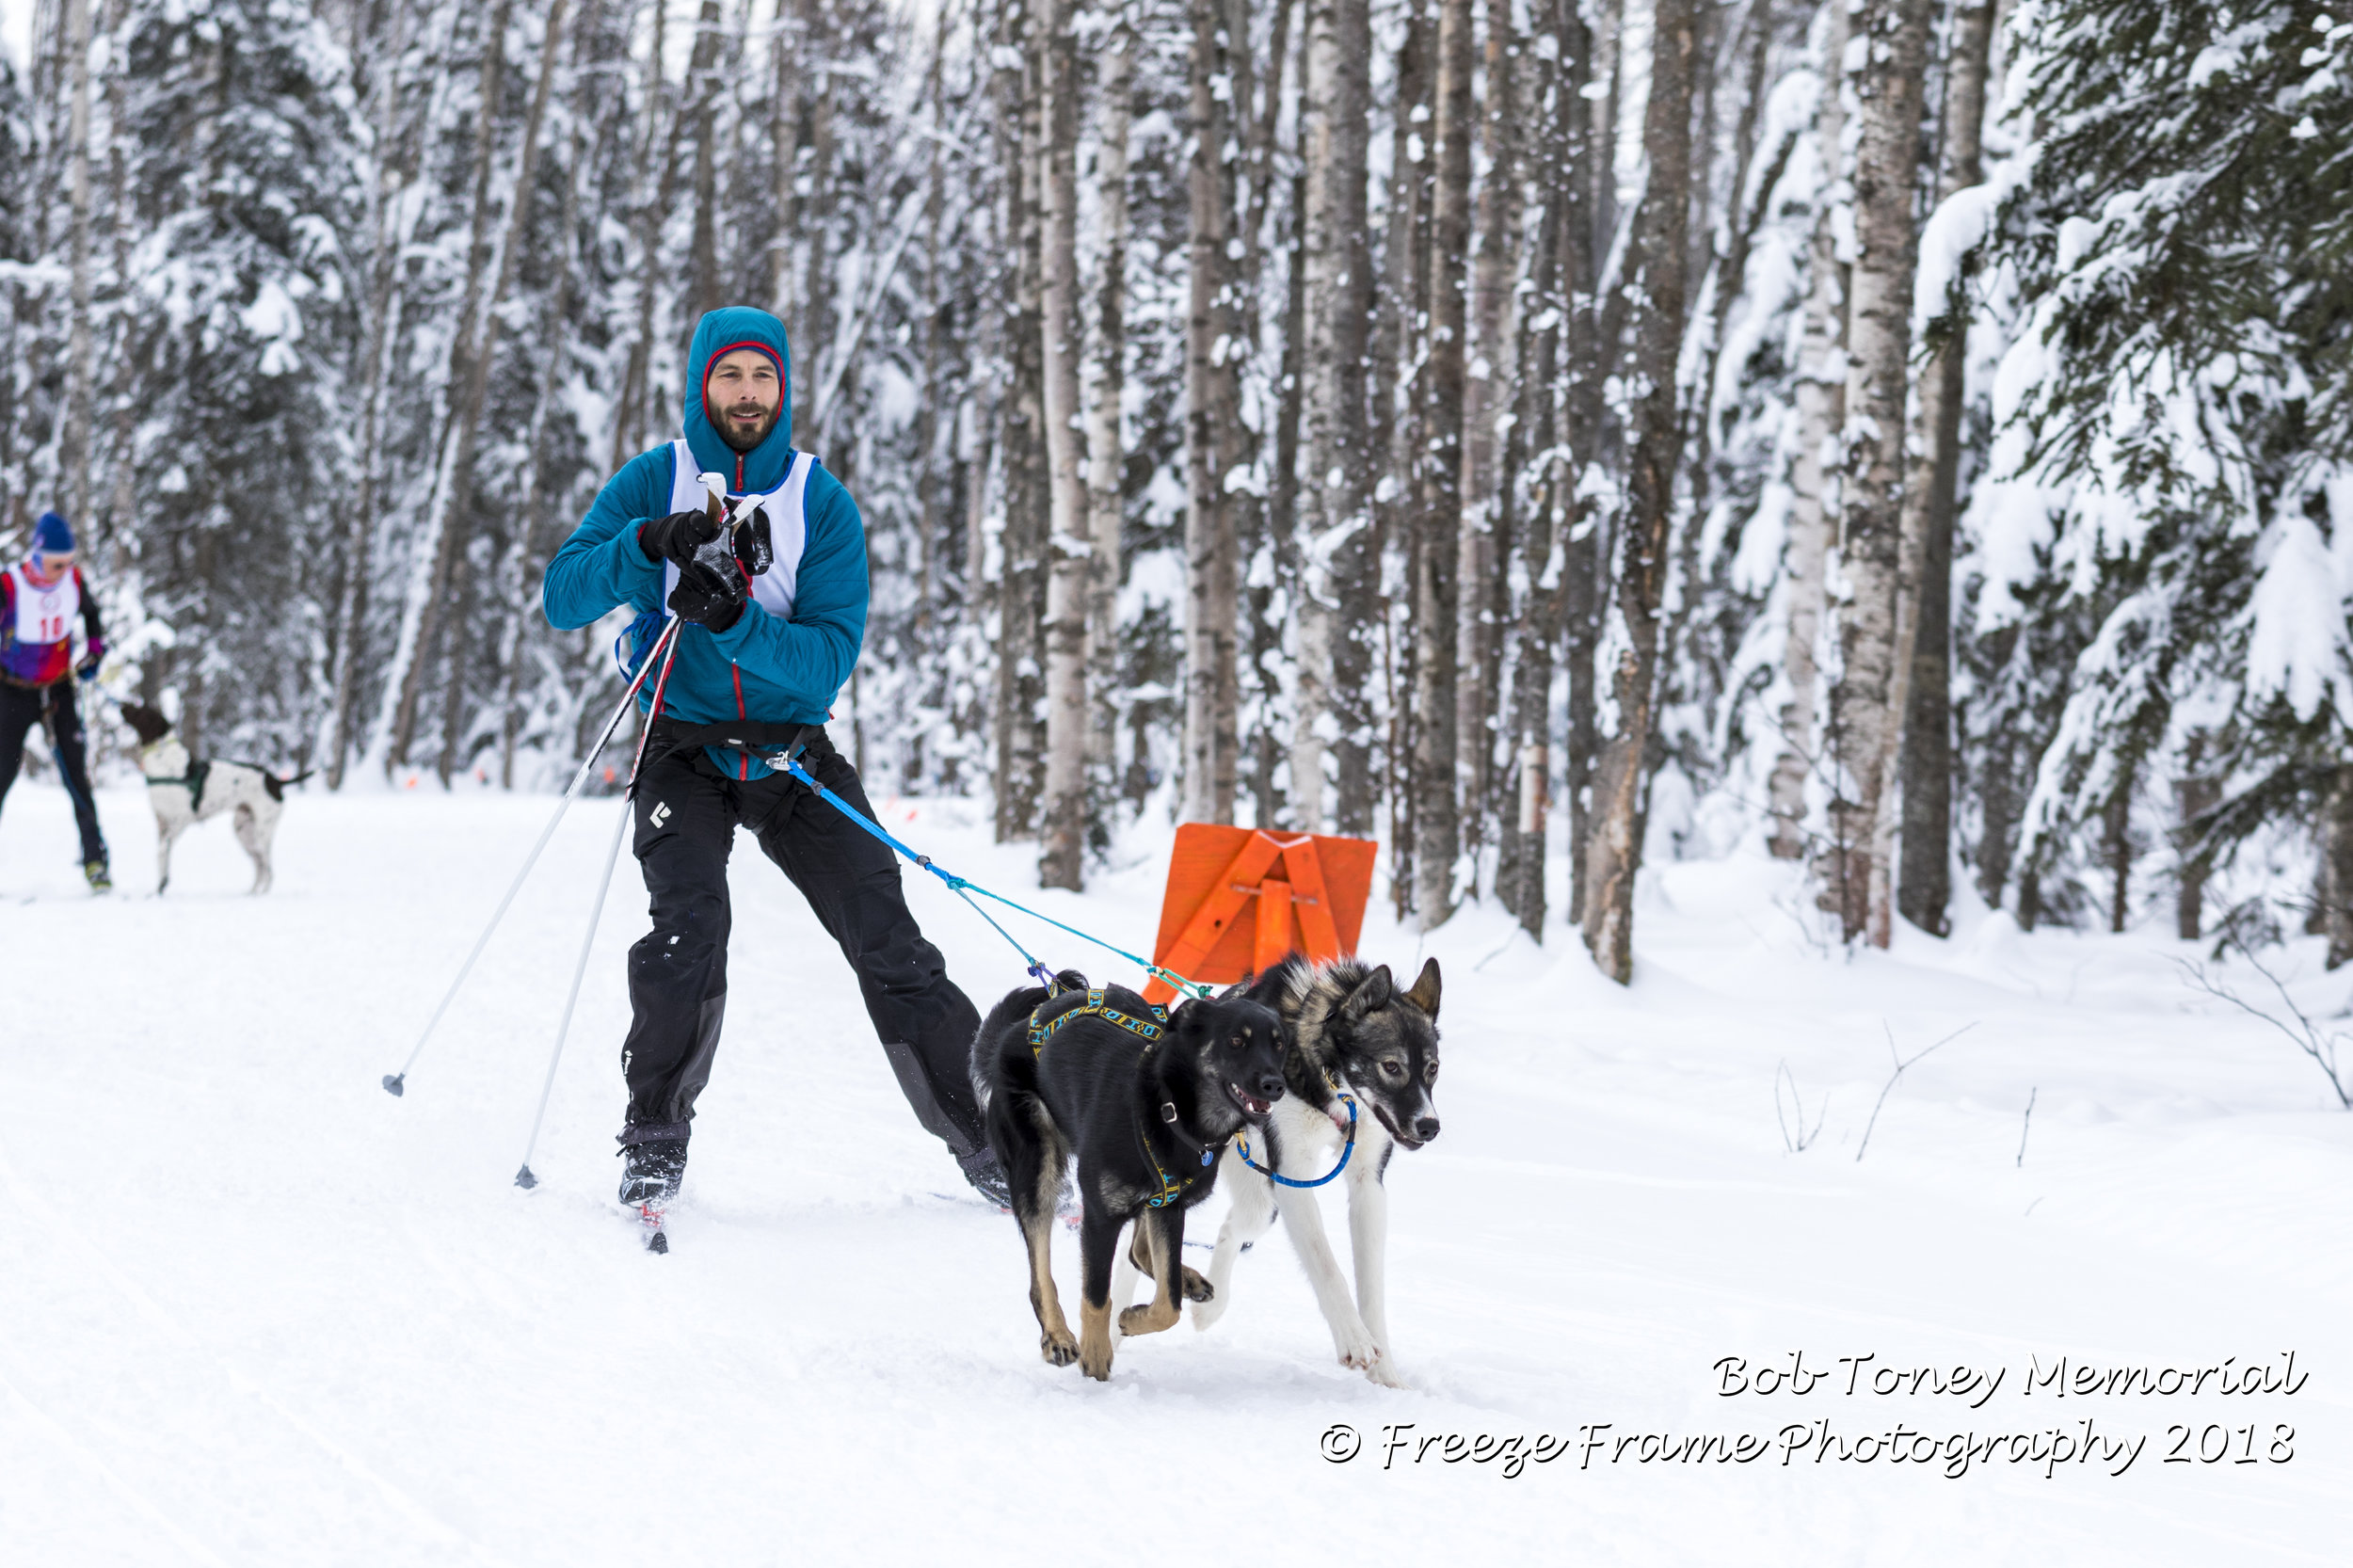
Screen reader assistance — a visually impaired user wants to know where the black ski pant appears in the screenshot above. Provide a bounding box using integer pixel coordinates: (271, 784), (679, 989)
(0, 680), (106, 865)
(617, 728), (987, 1169)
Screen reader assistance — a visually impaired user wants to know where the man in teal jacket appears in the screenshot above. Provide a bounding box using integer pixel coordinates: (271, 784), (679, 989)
(544, 306), (1005, 1215)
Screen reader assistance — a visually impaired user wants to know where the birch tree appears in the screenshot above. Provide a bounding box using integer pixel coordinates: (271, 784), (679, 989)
(377, 0), (516, 771)
(1895, 0), (1994, 936)
(1085, 5), (1134, 792)
(1406, 0), (1473, 926)
(1582, 0), (1697, 983)
(1038, 0), (1088, 888)
(1288, 0), (1370, 834)
(1768, 0), (1847, 863)
(1182, 0), (1241, 825)
(1827, 0), (1933, 945)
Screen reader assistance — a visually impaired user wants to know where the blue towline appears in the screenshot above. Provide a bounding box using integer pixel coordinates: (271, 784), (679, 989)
(776, 753), (1213, 1002)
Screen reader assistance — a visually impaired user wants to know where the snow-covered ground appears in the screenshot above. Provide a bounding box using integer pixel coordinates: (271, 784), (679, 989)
(2, 777), (2345, 1565)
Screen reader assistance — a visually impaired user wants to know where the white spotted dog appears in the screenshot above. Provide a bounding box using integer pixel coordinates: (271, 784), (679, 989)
(1162, 954), (1441, 1388)
(117, 702), (310, 893)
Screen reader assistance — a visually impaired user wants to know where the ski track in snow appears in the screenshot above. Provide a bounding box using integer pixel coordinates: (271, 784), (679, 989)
(2, 783), (2347, 1565)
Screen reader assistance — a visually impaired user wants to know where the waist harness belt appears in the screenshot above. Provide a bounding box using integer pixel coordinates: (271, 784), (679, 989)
(640, 717), (819, 777)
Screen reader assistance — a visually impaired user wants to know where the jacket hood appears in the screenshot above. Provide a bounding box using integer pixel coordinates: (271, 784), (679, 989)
(681, 307), (795, 493)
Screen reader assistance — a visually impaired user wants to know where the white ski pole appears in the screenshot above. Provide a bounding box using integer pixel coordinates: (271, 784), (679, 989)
(510, 611), (688, 1186)
(381, 616), (682, 1096)
(512, 790), (632, 1189)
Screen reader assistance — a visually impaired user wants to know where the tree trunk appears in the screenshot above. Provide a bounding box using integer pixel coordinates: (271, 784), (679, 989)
(1829, 0), (1934, 945)
(1405, 0), (1471, 929)
(1579, 0), (1696, 984)
(798, 41), (839, 444)
(2325, 765), (2353, 969)
(609, 0), (679, 469)
(499, 0), (603, 791)
(1374, 0), (1433, 903)
(993, 0), (1047, 841)
(1769, 0), (1849, 863)
(767, 0), (801, 315)
(2103, 764), (2136, 934)
(688, 0), (723, 324)
(1289, 0), (1370, 835)
(376, 0), (516, 773)
(1457, 0), (1518, 866)
(1499, 0), (1566, 937)
(328, 1), (422, 791)
(1038, 0), (1088, 889)
(913, 18), (948, 656)
(58, 0), (92, 535)
(2172, 731), (2217, 941)
(1974, 625), (2021, 909)
(1559, 0), (1601, 921)
(1085, 8), (1133, 803)
(1896, 0), (1994, 937)
(1326, 0), (1385, 841)
(439, 0), (574, 785)
(1181, 0), (1241, 825)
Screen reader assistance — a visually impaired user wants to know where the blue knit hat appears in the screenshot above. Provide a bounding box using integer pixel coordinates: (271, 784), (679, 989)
(33, 512), (74, 554)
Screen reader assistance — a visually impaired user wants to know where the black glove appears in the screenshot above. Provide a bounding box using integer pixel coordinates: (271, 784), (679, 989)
(734, 506), (774, 578)
(667, 558), (746, 632)
(638, 508), (722, 566)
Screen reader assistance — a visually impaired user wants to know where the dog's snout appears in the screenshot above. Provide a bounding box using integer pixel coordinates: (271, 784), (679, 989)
(1255, 1072), (1287, 1101)
(1414, 1116), (1440, 1143)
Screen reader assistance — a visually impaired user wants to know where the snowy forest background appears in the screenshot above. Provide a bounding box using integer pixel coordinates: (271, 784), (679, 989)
(2, 0), (2349, 981)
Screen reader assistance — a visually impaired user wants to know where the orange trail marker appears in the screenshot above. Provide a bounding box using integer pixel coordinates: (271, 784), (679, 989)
(1145, 825), (1377, 1004)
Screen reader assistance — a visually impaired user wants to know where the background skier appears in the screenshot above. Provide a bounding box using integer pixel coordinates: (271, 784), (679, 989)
(0, 511), (110, 890)
(543, 306), (1008, 1215)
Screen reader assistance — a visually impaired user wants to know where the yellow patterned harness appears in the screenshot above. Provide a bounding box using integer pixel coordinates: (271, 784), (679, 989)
(1026, 990), (1212, 1208)
(1027, 989), (1167, 1056)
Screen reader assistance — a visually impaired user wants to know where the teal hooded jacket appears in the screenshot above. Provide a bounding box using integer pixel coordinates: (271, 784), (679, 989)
(541, 307), (866, 780)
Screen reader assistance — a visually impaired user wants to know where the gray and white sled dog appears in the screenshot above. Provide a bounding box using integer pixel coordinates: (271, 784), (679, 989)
(1139, 953), (1441, 1387)
(118, 701), (309, 894)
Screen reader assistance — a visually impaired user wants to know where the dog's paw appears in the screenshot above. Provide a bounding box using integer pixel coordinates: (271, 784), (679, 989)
(1080, 1338), (1115, 1381)
(1333, 1321), (1382, 1372)
(1190, 1293), (1228, 1331)
(1364, 1348), (1410, 1389)
(1179, 1266), (1213, 1303)
(1118, 1301), (1180, 1336)
(1040, 1328), (1079, 1367)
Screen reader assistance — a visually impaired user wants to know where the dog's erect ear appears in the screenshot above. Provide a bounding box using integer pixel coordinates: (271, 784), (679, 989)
(119, 702), (171, 747)
(1217, 977), (1252, 1000)
(1404, 957), (1441, 1021)
(1340, 965), (1394, 1022)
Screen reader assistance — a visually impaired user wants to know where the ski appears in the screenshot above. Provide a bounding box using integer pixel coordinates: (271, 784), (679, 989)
(631, 1201), (669, 1253)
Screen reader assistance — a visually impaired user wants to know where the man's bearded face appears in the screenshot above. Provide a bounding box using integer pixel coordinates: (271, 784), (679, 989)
(706, 348), (783, 455)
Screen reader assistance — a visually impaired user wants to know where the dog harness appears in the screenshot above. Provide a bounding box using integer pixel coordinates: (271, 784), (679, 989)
(1027, 988), (1165, 1056)
(136, 744), (210, 812)
(1026, 990), (1221, 1208)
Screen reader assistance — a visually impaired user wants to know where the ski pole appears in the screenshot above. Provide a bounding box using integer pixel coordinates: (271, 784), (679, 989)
(380, 616), (681, 1097)
(512, 792), (632, 1189)
(510, 615), (684, 1187)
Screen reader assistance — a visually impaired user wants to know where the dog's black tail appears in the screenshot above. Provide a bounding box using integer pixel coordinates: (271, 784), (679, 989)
(263, 770), (316, 801)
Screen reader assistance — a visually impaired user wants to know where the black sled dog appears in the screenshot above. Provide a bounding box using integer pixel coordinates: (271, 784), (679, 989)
(1188, 954), (1441, 1387)
(972, 978), (1289, 1381)
(118, 701), (310, 893)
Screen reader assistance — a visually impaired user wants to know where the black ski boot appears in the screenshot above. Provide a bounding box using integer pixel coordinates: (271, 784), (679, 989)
(618, 1137), (688, 1207)
(959, 1147), (1014, 1210)
(617, 1135), (687, 1252)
